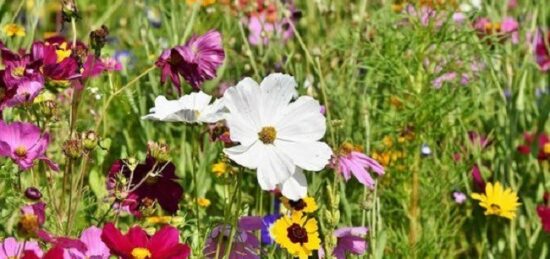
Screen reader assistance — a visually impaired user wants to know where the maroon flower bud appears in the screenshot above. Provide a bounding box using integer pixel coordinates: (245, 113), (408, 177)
(24, 187), (42, 200)
(90, 25), (109, 57)
(63, 138), (83, 159)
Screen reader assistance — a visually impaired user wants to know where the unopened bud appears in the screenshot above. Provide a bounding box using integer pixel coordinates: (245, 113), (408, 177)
(63, 139), (82, 159)
(24, 187), (42, 201)
(147, 141), (170, 162)
(61, 0), (80, 22)
(90, 25), (109, 57)
(82, 131), (98, 151)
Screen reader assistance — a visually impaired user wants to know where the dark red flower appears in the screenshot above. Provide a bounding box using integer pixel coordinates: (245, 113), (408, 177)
(108, 156), (183, 214)
(517, 132), (549, 161)
(101, 223), (191, 259)
(537, 205), (550, 233)
(532, 29), (550, 72)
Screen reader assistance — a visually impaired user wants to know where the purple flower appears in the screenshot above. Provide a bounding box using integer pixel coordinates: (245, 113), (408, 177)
(246, 13), (295, 46)
(101, 57), (123, 72)
(156, 30), (225, 93)
(261, 214), (279, 245)
(453, 191), (467, 204)
(335, 143), (384, 188)
(319, 227), (369, 259)
(18, 202), (47, 238)
(203, 216), (262, 259)
(0, 237), (43, 258)
(0, 121), (59, 171)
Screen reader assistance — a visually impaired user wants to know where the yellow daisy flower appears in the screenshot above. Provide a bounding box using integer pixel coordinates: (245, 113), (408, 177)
(197, 197), (211, 208)
(271, 212), (321, 259)
(2, 23), (26, 37)
(282, 196), (318, 213)
(212, 160), (234, 177)
(186, 0), (216, 6)
(471, 182), (521, 220)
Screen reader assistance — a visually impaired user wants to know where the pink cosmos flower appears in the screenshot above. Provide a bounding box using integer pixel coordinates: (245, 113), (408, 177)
(156, 30), (225, 93)
(101, 57), (123, 72)
(319, 227), (369, 259)
(334, 143), (384, 188)
(0, 121), (58, 171)
(246, 13), (295, 46)
(0, 237), (43, 259)
(501, 17), (519, 44)
(101, 223), (191, 259)
(203, 216), (262, 259)
(532, 29), (550, 72)
(63, 226), (111, 258)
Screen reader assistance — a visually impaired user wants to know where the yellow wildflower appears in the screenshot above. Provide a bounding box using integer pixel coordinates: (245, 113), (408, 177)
(282, 196), (318, 213)
(2, 23), (26, 37)
(271, 212), (321, 259)
(197, 197), (211, 208)
(471, 182), (521, 220)
(186, 0), (216, 6)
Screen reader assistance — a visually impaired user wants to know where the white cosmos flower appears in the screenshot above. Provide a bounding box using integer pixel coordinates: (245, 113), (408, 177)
(223, 73), (333, 200)
(142, 91), (225, 123)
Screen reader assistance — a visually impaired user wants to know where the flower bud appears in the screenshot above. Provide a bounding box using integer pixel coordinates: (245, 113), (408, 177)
(61, 0), (80, 22)
(147, 141), (170, 162)
(24, 187), (42, 201)
(82, 131), (98, 151)
(90, 25), (109, 57)
(63, 139), (82, 159)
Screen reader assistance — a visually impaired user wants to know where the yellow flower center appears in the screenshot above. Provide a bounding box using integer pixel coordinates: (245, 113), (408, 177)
(12, 66), (25, 77)
(55, 43), (72, 63)
(131, 247), (152, 259)
(15, 146), (28, 157)
(19, 214), (39, 235)
(258, 126), (277, 144)
(543, 143), (550, 155)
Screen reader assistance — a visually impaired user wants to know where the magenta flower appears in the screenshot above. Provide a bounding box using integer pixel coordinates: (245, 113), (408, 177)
(335, 143), (384, 188)
(501, 17), (519, 44)
(532, 29), (550, 72)
(101, 223), (191, 259)
(319, 227), (369, 259)
(0, 237), (43, 258)
(156, 30), (225, 93)
(18, 202), (47, 239)
(537, 205), (550, 233)
(203, 216), (263, 259)
(107, 156), (183, 215)
(246, 13), (295, 46)
(101, 57), (123, 72)
(0, 121), (58, 171)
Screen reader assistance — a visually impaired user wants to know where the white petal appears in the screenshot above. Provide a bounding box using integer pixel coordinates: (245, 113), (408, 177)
(256, 145), (294, 191)
(275, 140), (332, 171)
(259, 73), (297, 124)
(178, 91), (212, 111)
(142, 96), (187, 122)
(276, 96), (326, 141)
(198, 98), (226, 123)
(223, 142), (262, 169)
(280, 168), (307, 200)
(223, 78), (262, 145)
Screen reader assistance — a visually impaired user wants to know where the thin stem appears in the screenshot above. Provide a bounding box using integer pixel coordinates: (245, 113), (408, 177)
(71, 17), (77, 47)
(224, 172), (242, 259)
(95, 66), (156, 134)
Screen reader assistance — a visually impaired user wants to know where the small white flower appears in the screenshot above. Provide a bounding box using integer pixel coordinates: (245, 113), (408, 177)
(142, 91), (225, 124)
(460, 0), (482, 12)
(223, 73), (333, 200)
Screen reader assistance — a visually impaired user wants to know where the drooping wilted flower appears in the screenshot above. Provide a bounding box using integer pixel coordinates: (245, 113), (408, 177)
(0, 121), (58, 171)
(319, 227), (369, 259)
(203, 216), (263, 258)
(142, 91), (225, 123)
(334, 142), (384, 188)
(156, 30), (225, 93)
(101, 223), (191, 259)
(223, 73), (333, 200)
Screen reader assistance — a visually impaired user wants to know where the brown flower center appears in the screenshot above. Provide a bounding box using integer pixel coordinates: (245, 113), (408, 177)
(287, 223), (308, 244)
(288, 199), (306, 211)
(19, 214), (39, 235)
(490, 203), (501, 212)
(258, 126), (277, 144)
(14, 146), (27, 158)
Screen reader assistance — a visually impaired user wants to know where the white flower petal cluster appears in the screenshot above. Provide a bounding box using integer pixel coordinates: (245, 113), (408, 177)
(223, 73), (333, 200)
(142, 91), (225, 124)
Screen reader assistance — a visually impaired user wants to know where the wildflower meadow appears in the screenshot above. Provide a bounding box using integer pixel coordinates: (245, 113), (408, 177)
(0, 0), (549, 258)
